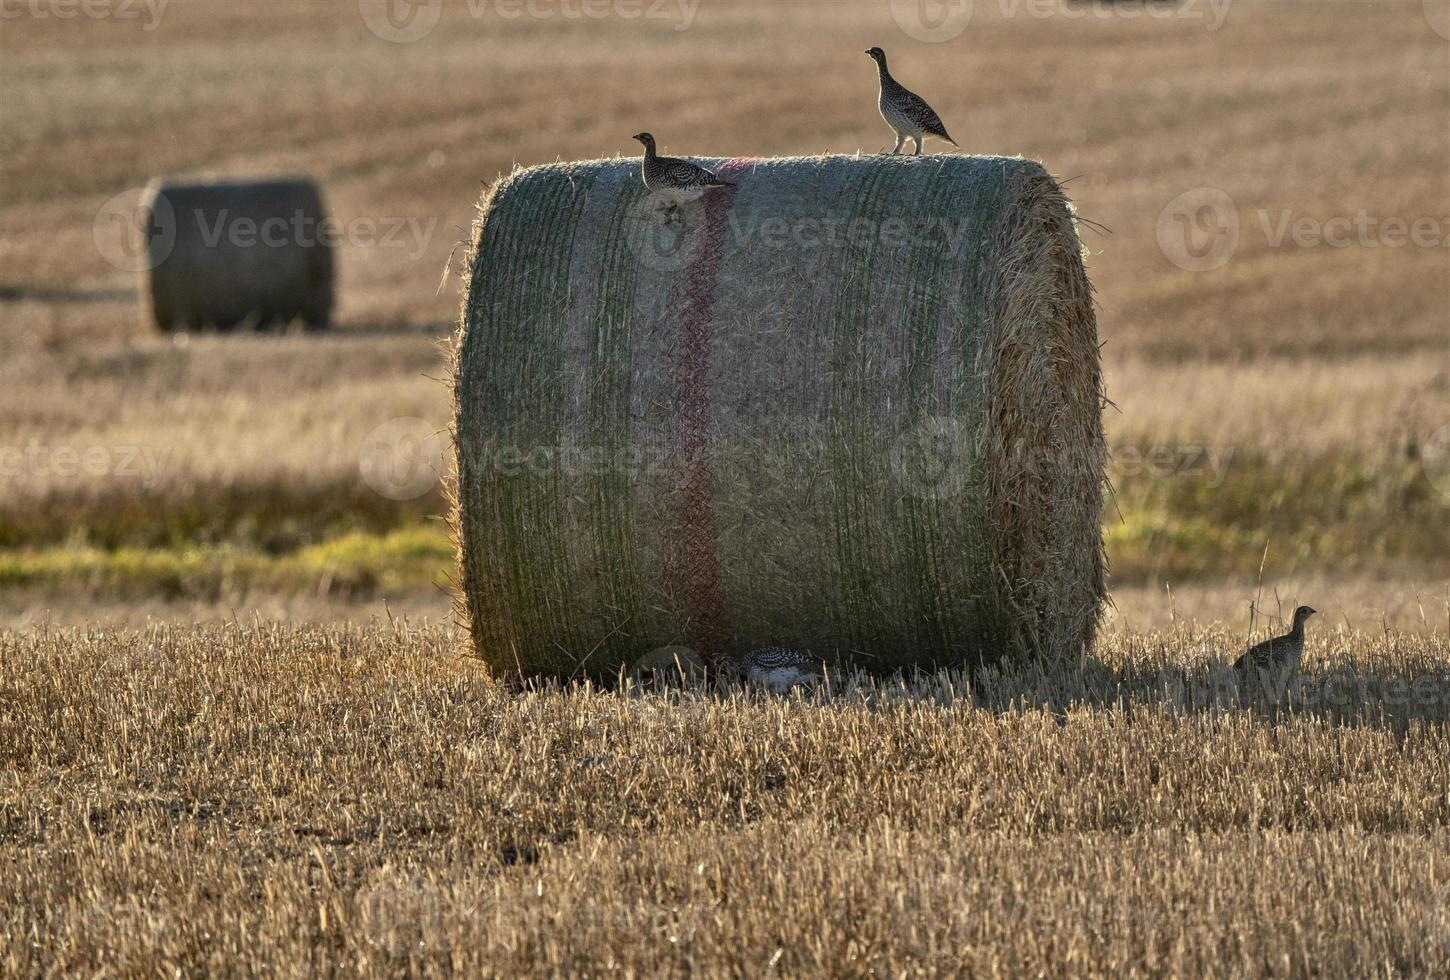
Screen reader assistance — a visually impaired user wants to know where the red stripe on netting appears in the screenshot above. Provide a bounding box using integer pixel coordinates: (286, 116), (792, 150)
(671, 157), (753, 665)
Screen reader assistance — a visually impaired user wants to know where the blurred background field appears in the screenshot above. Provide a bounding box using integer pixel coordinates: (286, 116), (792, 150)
(2, 0), (1446, 629)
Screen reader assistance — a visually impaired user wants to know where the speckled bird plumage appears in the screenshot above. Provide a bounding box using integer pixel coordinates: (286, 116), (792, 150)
(730, 646), (823, 691)
(632, 132), (734, 202)
(865, 47), (957, 156)
(1233, 605), (1316, 698)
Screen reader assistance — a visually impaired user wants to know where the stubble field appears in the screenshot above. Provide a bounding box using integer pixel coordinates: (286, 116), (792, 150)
(2, 0), (1448, 974)
(3, 622), (1450, 974)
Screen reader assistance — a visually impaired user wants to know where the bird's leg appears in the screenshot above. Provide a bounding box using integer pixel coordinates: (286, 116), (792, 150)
(912, 136), (924, 156)
(890, 135), (906, 156)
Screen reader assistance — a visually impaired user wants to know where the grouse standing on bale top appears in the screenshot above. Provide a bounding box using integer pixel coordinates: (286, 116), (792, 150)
(1233, 605), (1316, 700)
(632, 132), (735, 204)
(865, 47), (958, 156)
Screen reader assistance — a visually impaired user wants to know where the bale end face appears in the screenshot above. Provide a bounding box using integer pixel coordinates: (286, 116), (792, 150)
(453, 154), (1105, 680)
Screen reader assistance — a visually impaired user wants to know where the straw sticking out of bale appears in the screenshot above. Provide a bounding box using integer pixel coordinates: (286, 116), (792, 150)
(139, 177), (333, 332)
(452, 154), (1105, 680)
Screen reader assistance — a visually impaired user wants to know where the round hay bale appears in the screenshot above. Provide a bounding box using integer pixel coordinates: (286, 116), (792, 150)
(139, 177), (333, 332)
(453, 154), (1105, 680)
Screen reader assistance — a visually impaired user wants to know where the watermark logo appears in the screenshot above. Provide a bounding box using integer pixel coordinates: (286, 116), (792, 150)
(1156, 187), (1239, 272)
(0, 0), (169, 30)
(630, 644), (707, 682)
(997, 0), (1229, 31)
(1152, 665), (1239, 712)
(94, 187), (174, 273)
(358, 0), (443, 42)
(1422, 421), (1450, 503)
(888, 0), (1230, 36)
(1256, 209), (1449, 250)
(626, 198), (700, 273)
(359, 418), (447, 500)
(889, 0), (974, 42)
(892, 416), (972, 500)
(94, 193), (439, 269)
(0, 441), (171, 489)
(182, 211), (437, 260)
(1110, 443), (1234, 489)
(1427, 884), (1450, 955)
(360, 0), (700, 42)
(625, 200), (982, 273)
(1426, 0), (1450, 41)
(1159, 188), (1447, 271)
(355, 871), (446, 958)
(725, 208), (977, 259)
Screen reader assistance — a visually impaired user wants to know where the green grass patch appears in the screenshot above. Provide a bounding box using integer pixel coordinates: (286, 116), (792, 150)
(0, 524), (453, 600)
(1106, 449), (1448, 582)
(0, 477), (444, 551)
(0, 451), (1444, 600)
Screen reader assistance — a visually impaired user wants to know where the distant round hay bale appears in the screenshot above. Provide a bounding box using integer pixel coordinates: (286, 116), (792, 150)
(139, 177), (333, 332)
(453, 154), (1105, 680)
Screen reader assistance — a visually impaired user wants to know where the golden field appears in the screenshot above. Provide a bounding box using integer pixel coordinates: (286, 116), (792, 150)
(1, 0), (1448, 975)
(2, 622), (1449, 976)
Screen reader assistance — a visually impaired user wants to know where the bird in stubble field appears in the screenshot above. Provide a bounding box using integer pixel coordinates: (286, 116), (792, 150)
(726, 646), (824, 692)
(629, 645), (707, 689)
(632, 132), (735, 215)
(1233, 605), (1316, 700)
(864, 47), (958, 156)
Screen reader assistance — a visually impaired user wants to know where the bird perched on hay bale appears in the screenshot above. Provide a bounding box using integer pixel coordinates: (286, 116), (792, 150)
(1233, 605), (1316, 701)
(632, 132), (735, 210)
(725, 647), (824, 692)
(865, 47), (958, 155)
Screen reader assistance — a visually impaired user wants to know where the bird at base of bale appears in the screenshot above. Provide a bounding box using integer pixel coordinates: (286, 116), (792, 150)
(632, 132), (735, 219)
(1233, 605), (1316, 702)
(724, 646), (825, 693)
(629, 645), (708, 689)
(865, 47), (958, 156)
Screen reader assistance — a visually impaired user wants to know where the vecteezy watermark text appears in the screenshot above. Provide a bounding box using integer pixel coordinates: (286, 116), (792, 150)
(445, 432), (1234, 503)
(629, 202), (988, 272)
(727, 211), (980, 256)
(1257, 210), (1450, 250)
(1157, 187), (1450, 272)
(186, 210), (438, 261)
(0, 441), (171, 490)
(1111, 444), (1234, 488)
(0, 0), (167, 29)
(1426, 0), (1450, 41)
(94, 189), (439, 273)
(889, 0), (1231, 43)
(998, 0), (1230, 31)
(358, 0), (700, 43)
(1149, 663), (1450, 712)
